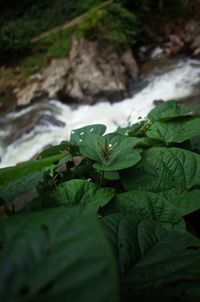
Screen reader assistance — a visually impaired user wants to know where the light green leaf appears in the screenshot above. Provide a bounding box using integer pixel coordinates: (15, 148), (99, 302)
(120, 147), (200, 192)
(80, 133), (141, 171)
(0, 207), (118, 302)
(70, 124), (106, 146)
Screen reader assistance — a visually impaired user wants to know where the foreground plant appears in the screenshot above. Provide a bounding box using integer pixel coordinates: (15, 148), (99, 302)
(1, 100), (200, 301)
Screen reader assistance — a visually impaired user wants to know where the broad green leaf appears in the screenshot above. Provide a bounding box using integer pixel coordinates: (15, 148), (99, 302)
(104, 171), (119, 180)
(148, 100), (200, 122)
(120, 147), (200, 192)
(102, 214), (200, 301)
(116, 121), (146, 137)
(190, 135), (200, 153)
(160, 189), (200, 216)
(39, 142), (69, 158)
(70, 124), (106, 146)
(113, 190), (184, 228)
(146, 117), (200, 143)
(80, 133), (141, 171)
(39, 179), (115, 212)
(0, 207), (118, 302)
(0, 171), (43, 211)
(0, 153), (70, 188)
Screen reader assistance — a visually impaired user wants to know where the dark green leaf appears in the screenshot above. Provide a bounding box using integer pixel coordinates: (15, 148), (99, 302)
(0, 171), (43, 211)
(0, 207), (118, 302)
(113, 190), (184, 228)
(148, 100), (200, 122)
(120, 147), (200, 192)
(0, 154), (69, 188)
(39, 142), (69, 159)
(102, 214), (200, 301)
(116, 121), (146, 137)
(160, 189), (200, 216)
(40, 179), (115, 212)
(146, 117), (200, 143)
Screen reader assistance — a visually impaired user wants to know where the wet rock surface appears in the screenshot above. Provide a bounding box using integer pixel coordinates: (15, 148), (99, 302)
(12, 38), (139, 108)
(64, 38), (138, 104)
(138, 20), (200, 60)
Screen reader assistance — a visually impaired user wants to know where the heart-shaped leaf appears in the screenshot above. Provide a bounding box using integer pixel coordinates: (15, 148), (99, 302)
(70, 124), (106, 146)
(80, 133), (141, 171)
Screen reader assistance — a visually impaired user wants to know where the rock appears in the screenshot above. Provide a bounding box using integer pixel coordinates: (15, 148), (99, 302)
(191, 34), (200, 50)
(15, 38), (138, 107)
(193, 47), (200, 57)
(146, 19), (200, 59)
(16, 83), (48, 107)
(41, 59), (69, 99)
(64, 38), (139, 103)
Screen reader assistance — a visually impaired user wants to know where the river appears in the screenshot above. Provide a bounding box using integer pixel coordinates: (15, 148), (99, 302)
(0, 57), (200, 168)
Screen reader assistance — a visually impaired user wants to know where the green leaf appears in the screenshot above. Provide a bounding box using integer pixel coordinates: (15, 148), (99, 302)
(80, 133), (141, 171)
(146, 117), (200, 143)
(113, 190), (184, 228)
(190, 135), (200, 153)
(38, 142), (69, 158)
(120, 147), (200, 192)
(0, 207), (118, 302)
(116, 121), (146, 137)
(40, 179), (115, 212)
(148, 100), (200, 122)
(70, 124), (106, 146)
(0, 153), (69, 188)
(160, 189), (200, 216)
(102, 214), (200, 301)
(0, 171), (43, 210)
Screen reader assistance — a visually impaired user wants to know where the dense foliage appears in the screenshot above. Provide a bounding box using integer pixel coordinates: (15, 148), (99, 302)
(0, 0), (198, 59)
(0, 0), (104, 59)
(79, 3), (139, 49)
(1, 100), (200, 301)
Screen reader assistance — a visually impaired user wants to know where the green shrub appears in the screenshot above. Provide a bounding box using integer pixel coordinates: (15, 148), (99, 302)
(0, 0), (104, 59)
(79, 3), (140, 49)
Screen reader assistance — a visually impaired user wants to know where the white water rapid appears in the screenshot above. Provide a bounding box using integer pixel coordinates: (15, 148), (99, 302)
(1, 58), (200, 167)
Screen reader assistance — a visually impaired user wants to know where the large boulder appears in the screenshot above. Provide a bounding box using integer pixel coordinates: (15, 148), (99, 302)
(64, 38), (138, 103)
(15, 38), (139, 107)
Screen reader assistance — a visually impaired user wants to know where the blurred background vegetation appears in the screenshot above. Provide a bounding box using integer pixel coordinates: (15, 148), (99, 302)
(0, 0), (198, 62)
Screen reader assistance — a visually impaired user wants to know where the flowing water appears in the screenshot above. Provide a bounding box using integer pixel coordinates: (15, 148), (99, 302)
(1, 58), (200, 168)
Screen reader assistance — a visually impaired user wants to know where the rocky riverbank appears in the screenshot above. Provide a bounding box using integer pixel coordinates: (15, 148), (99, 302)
(1, 17), (200, 114)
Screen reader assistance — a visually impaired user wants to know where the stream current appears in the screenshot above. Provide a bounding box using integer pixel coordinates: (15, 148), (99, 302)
(1, 57), (200, 168)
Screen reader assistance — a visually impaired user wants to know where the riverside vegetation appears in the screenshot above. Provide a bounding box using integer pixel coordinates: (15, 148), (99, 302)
(1, 100), (200, 301)
(0, 0), (198, 70)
